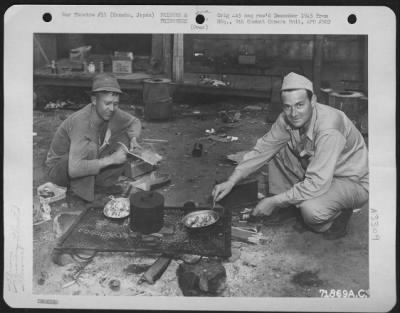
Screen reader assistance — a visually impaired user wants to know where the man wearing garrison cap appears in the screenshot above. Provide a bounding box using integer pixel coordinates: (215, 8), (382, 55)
(45, 73), (141, 202)
(213, 72), (368, 240)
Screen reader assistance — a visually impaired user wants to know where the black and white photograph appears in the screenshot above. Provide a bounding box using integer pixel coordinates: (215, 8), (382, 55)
(4, 5), (396, 311)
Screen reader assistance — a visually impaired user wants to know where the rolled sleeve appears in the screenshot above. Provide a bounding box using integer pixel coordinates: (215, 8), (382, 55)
(275, 129), (346, 205)
(235, 115), (290, 178)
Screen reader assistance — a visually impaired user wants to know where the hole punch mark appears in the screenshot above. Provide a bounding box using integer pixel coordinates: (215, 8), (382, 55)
(347, 14), (357, 24)
(196, 14), (205, 25)
(43, 12), (52, 22)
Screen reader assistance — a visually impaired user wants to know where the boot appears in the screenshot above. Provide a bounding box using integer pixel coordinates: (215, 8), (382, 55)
(322, 208), (353, 240)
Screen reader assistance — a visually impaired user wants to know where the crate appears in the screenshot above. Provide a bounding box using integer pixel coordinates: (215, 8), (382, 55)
(112, 57), (132, 74)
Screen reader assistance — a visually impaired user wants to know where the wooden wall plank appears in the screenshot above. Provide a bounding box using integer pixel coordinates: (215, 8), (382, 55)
(312, 35), (324, 99)
(162, 34), (172, 78)
(173, 34), (184, 82)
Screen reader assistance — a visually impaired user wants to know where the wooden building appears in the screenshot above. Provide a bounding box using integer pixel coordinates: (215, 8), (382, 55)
(34, 33), (368, 104)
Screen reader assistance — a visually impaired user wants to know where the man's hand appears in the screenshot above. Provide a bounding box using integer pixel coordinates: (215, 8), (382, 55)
(129, 137), (141, 151)
(212, 181), (234, 202)
(251, 197), (279, 216)
(110, 147), (128, 165)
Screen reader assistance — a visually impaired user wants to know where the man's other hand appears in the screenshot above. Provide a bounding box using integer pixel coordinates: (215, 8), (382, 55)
(111, 147), (128, 164)
(129, 137), (141, 151)
(251, 197), (279, 216)
(212, 181), (234, 202)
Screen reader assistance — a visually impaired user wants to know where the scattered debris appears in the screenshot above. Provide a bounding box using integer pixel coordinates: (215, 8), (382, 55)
(142, 138), (169, 144)
(201, 134), (239, 143)
(205, 128), (216, 135)
(231, 226), (268, 244)
(291, 270), (323, 287)
(109, 279), (121, 291)
(37, 271), (49, 285)
(53, 211), (82, 238)
(177, 258), (227, 296)
(192, 143), (203, 157)
(218, 110), (241, 123)
(37, 182), (67, 204)
(61, 253), (96, 289)
(242, 105), (263, 111)
(239, 208), (253, 222)
(201, 78), (227, 87)
(44, 99), (81, 111)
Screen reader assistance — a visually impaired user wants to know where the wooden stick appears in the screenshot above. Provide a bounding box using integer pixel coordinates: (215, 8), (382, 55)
(142, 138), (169, 143)
(34, 36), (50, 65)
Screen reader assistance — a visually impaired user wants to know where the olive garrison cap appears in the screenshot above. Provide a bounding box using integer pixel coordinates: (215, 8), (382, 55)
(281, 72), (313, 93)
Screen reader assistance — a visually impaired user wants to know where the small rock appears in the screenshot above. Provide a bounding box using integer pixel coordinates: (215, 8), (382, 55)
(274, 273), (280, 279)
(109, 279), (121, 291)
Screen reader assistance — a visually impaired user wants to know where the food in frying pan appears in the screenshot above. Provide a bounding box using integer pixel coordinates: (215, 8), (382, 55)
(185, 211), (218, 228)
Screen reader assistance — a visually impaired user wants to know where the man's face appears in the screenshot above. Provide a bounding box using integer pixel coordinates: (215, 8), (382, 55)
(92, 92), (120, 121)
(281, 89), (314, 129)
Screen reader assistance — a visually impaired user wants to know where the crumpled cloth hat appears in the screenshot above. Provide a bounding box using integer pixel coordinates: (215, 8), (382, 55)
(92, 73), (122, 94)
(281, 72), (313, 93)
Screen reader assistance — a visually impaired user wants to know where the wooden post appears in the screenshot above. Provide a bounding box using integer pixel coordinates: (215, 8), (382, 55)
(363, 36), (368, 96)
(162, 34), (172, 78)
(172, 34), (184, 83)
(33, 34), (57, 69)
(312, 35), (324, 100)
(151, 34), (163, 62)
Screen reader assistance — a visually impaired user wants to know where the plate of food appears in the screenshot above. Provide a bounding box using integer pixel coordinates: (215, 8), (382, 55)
(182, 210), (220, 229)
(103, 196), (130, 219)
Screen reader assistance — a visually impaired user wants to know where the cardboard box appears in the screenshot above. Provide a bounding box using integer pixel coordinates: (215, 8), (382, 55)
(112, 56), (132, 73)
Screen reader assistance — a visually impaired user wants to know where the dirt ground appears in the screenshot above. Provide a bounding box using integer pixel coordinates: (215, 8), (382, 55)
(32, 96), (369, 298)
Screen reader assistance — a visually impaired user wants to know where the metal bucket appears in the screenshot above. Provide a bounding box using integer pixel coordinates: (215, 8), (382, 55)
(143, 78), (173, 120)
(129, 191), (164, 234)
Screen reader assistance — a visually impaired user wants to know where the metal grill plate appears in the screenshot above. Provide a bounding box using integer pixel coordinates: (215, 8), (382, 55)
(55, 206), (231, 258)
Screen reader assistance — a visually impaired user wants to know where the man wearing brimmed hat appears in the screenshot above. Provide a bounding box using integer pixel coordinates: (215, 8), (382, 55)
(45, 73), (141, 202)
(213, 72), (368, 240)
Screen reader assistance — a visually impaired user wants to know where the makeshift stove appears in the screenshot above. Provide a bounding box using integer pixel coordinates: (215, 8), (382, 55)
(52, 205), (231, 264)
